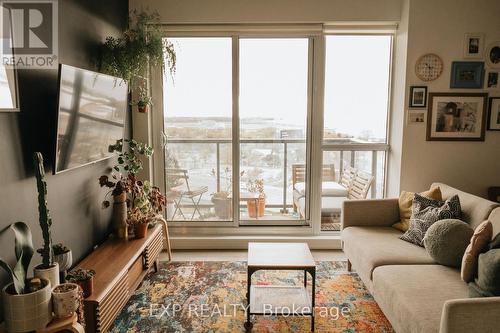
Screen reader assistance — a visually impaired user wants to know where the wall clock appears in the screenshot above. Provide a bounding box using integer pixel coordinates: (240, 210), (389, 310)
(415, 53), (444, 81)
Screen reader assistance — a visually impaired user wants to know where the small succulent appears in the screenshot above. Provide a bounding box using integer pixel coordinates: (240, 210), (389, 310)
(66, 268), (96, 282)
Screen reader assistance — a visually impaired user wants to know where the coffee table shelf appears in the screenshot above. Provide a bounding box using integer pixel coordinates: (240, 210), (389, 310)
(250, 285), (312, 315)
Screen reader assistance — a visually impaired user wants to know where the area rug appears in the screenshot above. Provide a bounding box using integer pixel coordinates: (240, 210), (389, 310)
(110, 261), (393, 333)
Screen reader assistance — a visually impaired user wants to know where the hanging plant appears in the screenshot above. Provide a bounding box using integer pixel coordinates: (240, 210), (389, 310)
(100, 9), (176, 87)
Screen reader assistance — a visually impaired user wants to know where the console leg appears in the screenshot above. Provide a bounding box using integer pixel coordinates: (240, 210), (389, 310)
(347, 259), (352, 272)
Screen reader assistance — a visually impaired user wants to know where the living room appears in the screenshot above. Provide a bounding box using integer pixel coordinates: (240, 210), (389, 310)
(0, 0), (499, 332)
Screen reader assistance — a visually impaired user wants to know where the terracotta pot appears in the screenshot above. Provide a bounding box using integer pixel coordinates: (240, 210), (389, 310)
(135, 223), (148, 239)
(52, 283), (80, 319)
(75, 277), (93, 298)
(247, 198), (266, 218)
(138, 105), (148, 113)
(34, 262), (60, 287)
(2, 279), (53, 332)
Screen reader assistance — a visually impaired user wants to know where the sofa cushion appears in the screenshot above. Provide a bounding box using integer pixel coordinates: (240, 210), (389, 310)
(393, 186), (442, 232)
(461, 221), (493, 282)
(373, 265), (469, 333)
(342, 227), (436, 289)
(294, 181), (348, 197)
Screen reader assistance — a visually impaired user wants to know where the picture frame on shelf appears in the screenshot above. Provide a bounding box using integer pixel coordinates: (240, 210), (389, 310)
(488, 97), (500, 131)
(486, 41), (500, 69)
(486, 71), (499, 89)
(407, 109), (426, 125)
(409, 86), (427, 107)
(426, 92), (488, 141)
(463, 33), (484, 58)
(450, 61), (484, 89)
(0, 9), (19, 112)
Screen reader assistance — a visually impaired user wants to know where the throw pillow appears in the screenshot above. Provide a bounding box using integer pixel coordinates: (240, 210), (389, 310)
(399, 194), (461, 247)
(489, 233), (500, 250)
(423, 219), (473, 267)
(461, 221), (493, 282)
(392, 187), (443, 232)
(470, 249), (500, 297)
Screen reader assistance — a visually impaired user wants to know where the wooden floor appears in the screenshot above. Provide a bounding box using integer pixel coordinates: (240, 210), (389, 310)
(159, 250), (346, 262)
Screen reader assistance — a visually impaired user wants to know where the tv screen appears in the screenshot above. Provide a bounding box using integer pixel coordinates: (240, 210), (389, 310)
(54, 64), (127, 173)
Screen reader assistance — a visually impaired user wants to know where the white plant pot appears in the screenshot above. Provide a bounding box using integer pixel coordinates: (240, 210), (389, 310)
(2, 279), (53, 333)
(34, 262), (60, 287)
(52, 283), (80, 319)
(54, 250), (73, 272)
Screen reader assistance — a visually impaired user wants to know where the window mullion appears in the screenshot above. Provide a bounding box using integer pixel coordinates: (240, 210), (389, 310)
(232, 35), (240, 227)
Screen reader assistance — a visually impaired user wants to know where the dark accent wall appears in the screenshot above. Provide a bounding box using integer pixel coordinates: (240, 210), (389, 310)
(0, 0), (128, 308)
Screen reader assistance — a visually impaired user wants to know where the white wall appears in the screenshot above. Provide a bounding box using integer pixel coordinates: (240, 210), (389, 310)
(400, 0), (500, 197)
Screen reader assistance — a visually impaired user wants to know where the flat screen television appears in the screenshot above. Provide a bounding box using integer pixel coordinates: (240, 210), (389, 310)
(54, 64), (128, 174)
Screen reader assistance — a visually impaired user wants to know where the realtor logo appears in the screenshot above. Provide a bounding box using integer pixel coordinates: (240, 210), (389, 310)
(1, 0), (58, 68)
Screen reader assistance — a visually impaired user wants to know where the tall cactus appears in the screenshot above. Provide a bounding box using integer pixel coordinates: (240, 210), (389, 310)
(34, 152), (54, 268)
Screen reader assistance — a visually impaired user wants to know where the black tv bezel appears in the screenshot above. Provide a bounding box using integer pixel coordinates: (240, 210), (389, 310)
(53, 64), (128, 175)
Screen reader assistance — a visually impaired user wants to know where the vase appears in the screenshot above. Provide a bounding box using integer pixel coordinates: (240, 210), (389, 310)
(2, 279), (53, 333)
(75, 277), (94, 298)
(52, 283), (80, 319)
(247, 198), (266, 218)
(135, 223), (148, 239)
(54, 250), (73, 272)
(113, 192), (128, 239)
(34, 262), (60, 287)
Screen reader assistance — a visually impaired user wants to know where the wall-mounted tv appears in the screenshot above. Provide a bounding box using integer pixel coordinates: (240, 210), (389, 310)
(54, 64), (128, 174)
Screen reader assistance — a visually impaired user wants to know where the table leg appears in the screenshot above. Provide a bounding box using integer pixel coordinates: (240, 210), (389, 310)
(304, 270), (307, 288)
(244, 269), (254, 331)
(310, 267), (316, 332)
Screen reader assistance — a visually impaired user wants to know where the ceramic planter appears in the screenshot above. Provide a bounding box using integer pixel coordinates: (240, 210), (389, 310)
(138, 105), (148, 113)
(212, 197), (232, 219)
(34, 262), (60, 287)
(74, 277), (94, 298)
(135, 223), (148, 239)
(54, 250), (73, 272)
(247, 198), (266, 218)
(113, 192), (128, 239)
(2, 279), (52, 333)
(52, 283), (80, 319)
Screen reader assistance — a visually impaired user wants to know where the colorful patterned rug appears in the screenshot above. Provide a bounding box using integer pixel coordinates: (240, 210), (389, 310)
(110, 261), (393, 333)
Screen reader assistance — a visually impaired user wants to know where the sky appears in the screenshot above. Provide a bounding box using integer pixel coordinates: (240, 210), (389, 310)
(164, 35), (391, 140)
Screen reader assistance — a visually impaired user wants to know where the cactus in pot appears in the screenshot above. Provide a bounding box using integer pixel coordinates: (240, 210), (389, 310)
(33, 152), (60, 287)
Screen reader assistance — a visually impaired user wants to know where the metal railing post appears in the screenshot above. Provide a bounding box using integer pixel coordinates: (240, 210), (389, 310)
(282, 142), (288, 214)
(371, 150), (377, 198)
(216, 142), (221, 193)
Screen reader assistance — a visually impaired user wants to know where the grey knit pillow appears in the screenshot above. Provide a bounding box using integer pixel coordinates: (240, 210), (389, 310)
(400, 194), (462, 247)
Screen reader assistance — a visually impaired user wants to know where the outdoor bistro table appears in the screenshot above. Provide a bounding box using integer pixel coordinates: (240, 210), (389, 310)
(245, 242), (316, 331)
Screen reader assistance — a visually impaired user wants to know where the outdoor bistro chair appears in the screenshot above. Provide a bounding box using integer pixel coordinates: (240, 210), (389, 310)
(165, 168), (208, 220)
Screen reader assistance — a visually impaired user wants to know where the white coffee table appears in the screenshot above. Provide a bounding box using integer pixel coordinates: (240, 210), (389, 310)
(245, 242), (316, 331)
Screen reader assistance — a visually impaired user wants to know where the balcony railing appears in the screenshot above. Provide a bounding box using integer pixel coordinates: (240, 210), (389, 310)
(165, 138), (389, 215)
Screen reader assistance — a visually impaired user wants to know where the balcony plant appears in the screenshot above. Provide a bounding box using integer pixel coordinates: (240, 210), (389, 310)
(33, 152), (59, 287)
(210, 168), (244, 219)
(1, 222), (53, 332)
(246, 178), (266, 218)
(100, 9), (176, 88)
(66, 268), (96, 298)
(131, 85), (153, 113)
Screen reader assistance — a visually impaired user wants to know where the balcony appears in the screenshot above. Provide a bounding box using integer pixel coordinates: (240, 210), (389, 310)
(164, 138), (387, 231)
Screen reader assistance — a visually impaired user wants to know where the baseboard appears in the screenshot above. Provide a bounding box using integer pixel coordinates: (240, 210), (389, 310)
(170, 235), (342, 250)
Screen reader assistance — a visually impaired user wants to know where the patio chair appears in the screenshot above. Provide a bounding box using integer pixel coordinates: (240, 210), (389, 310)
(165, 168), (208, 220)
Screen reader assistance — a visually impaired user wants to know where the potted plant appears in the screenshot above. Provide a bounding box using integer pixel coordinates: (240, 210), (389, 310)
(210, 167), (243, 219)
(52, 283), (82, 319)
(131, 85), (153, 113)
(33, 152), (60, 287)
(1, 222), (53, 332)
(53, 243), (72, 280)
(66, 268), (96, 298)
(100, 10), (176, 88)
(246, 178), (266, 218)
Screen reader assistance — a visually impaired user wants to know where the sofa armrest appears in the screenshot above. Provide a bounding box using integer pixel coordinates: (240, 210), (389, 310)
(341, 198), (400, 229)
(440, 297), (500, 333)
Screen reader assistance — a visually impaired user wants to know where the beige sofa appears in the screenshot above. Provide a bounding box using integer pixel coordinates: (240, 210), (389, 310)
(341, 183), (500, 333)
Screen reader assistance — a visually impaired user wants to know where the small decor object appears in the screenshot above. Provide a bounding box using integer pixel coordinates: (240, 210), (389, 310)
(66, 268), (96, 298)
(415, 53), (444, 81)
(33, 152), (60, 287)
(409, 86), (427, 107)
(131, 85), (153, 113)
(399, 194), (461, 247)
(0, 222), (53, 332)
(450, 61), (484, 89)
(486, 71), (498, 89)
(423, 219), (473, 267)
(488, 187), (500, 203)
(487, 97), (500, 131)
(426, 93), (488, 141)
(485, 41), (500, 69)
(407, 110), (426, 124)
(246, 178), (266, 218)
(52, 283), (81, 319)
(463, 33), (484, 58)
(461, 221), (493, 282)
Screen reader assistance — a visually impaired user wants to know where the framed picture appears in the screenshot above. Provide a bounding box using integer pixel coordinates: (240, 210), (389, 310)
(488, 97), (500, 131)
(427, 93), (488, 141)
(486, 71), (499, 89)
(0, 8), (19, 112)
(407, 110), (426, 125)
(409, 86), (427, 107)
(450, 61), (484, 89)
(486, 41), (500, 69)
(463, 33), (484, 58)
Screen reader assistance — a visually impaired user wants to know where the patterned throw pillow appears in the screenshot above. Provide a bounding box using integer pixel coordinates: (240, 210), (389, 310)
(399, 194), (462, 247)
